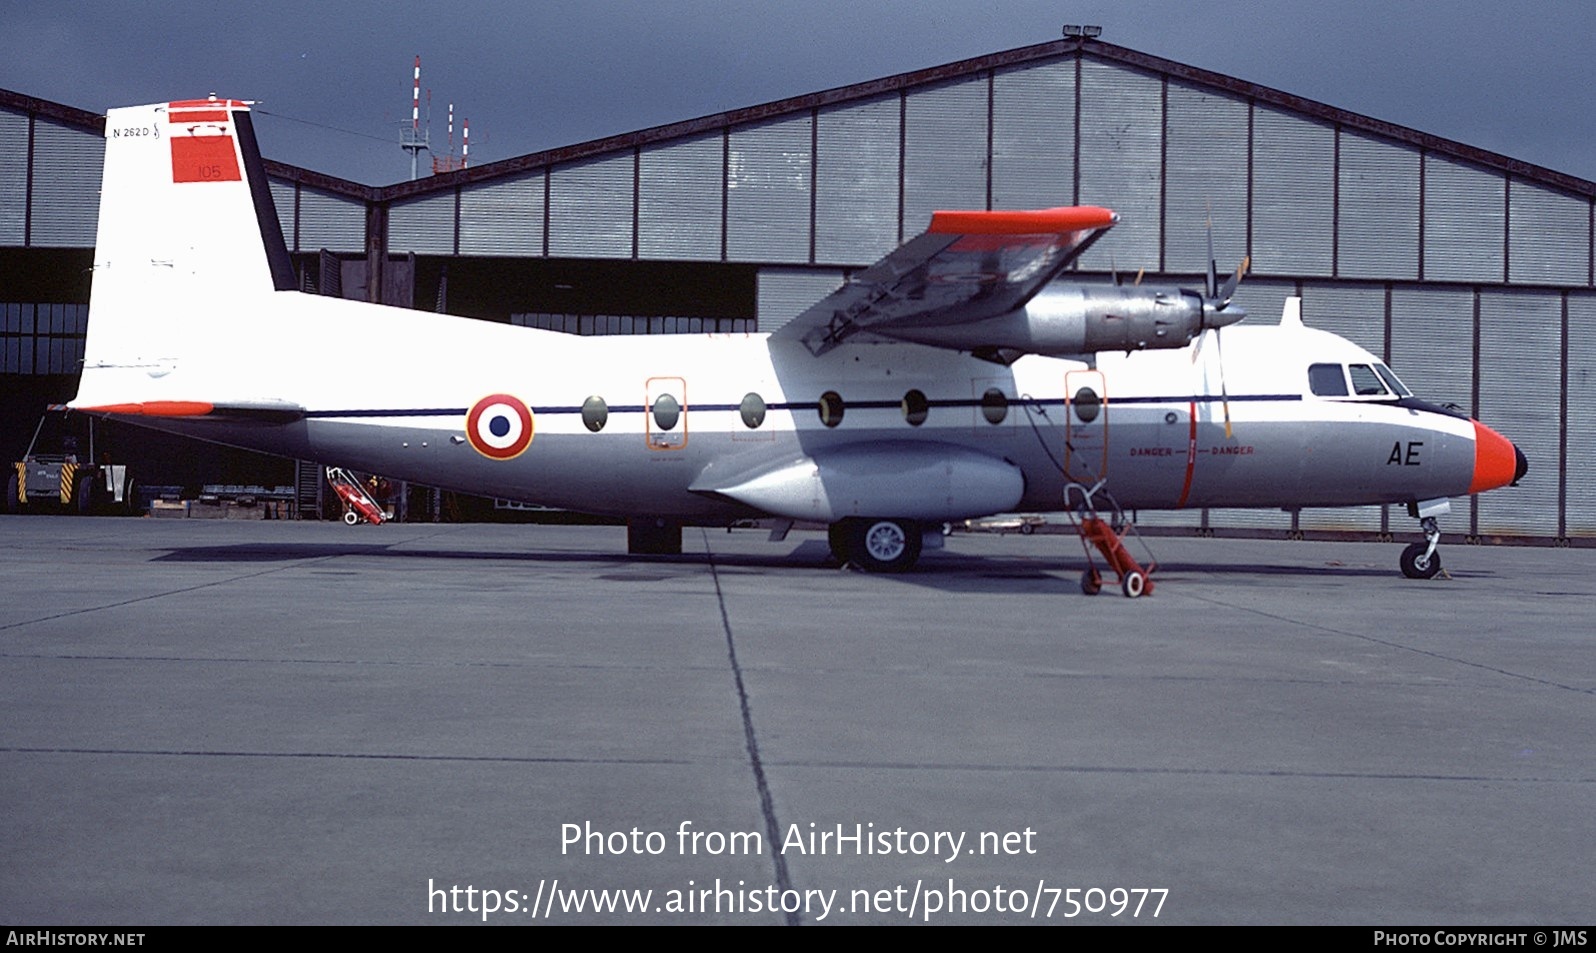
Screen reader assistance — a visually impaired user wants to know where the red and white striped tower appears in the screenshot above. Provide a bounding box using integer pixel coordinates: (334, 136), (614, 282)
(401, 54), (429, 180)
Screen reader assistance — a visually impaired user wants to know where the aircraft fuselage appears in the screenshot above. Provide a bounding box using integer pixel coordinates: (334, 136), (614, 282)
(125, 293), (1493, 525)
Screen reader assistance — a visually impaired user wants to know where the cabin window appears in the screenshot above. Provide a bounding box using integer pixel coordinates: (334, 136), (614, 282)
(581, 395), (608, 432)
(1348, 365), (1387, 396)
(652, 393), (681, 431)
(980, 388), (1008, 424)
(740, 392), (766, 429)
(1308, 363), (1349, 397)
(1072, 387), (1101, 423)
(901, 389), (928, 427)
(818, 391), (844, 428)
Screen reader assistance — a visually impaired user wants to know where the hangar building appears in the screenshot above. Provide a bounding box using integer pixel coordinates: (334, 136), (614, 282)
(2, 36), (1590, 541)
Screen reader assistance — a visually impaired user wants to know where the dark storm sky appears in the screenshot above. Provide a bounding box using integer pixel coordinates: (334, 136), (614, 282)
(3, 0), (1592, 187)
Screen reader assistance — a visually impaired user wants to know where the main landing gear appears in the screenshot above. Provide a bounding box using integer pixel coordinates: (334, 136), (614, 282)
(628, 517), (684, 555)
(1400, 500), (1448, 580)
(827, 517), (923, 573)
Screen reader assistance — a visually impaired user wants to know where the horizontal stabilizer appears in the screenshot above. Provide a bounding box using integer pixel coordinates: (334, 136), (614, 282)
(68, 399), (306, 422)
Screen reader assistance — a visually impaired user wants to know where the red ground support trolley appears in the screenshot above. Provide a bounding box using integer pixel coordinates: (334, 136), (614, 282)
(325, 466), (388, 525)
(1065, 479), (1158, 598)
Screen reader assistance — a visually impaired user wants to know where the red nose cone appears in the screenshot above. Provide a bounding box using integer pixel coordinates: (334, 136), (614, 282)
(1469, 421), (1518, 494)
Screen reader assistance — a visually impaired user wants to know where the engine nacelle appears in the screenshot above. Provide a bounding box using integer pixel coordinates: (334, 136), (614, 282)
(876, 283), (1244, 356)
(696, 442), (1024, 523)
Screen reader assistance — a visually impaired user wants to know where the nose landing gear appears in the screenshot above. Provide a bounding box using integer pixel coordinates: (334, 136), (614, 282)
(1401, 500), (1449, 580)
(1400, 520), (1442, 579)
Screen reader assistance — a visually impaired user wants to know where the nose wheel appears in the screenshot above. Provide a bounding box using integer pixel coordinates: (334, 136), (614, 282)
(1400, 515), (1444, 579)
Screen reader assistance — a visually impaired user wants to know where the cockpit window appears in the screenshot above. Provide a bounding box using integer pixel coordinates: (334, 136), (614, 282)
(1373, 363), (1412, 398)
(1308, 363), (1349, 397)
(1348, 365), (1388, 396)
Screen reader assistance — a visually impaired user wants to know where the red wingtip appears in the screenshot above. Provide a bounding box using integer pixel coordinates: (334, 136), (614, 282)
(929, 205), (1118, 235)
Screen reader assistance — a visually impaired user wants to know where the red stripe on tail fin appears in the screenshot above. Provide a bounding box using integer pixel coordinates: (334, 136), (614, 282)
(170, 135), (241, 183)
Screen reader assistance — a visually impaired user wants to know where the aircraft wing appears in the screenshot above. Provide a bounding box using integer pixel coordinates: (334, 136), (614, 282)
(771, 206), (1117, 356)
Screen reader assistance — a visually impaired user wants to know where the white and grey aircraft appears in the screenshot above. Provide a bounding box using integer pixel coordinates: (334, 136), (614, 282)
(70, 98), (1526, 584)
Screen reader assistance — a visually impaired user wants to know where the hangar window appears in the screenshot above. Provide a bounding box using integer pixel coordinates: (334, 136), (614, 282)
(901, 389), (928, 427)
(1348, 365), (1388, 397)
(740, 392), (766, 429)
(581, 395), (608, 432)
(1308, 363), (1349, 397)
(980, 388), (1009, 424)
(2, 303), (88, 375)
(652, 393), (681, 431)
(818, 391), (844, 428)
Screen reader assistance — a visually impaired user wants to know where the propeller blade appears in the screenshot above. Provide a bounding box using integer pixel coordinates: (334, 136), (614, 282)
(1214, 326), (1233, 440)
(1216, 255), (1250, 307)
(1205, 216), (1217, 300)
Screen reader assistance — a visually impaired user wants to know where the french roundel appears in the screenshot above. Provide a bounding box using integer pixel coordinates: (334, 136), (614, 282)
(466, 394), (534, 460)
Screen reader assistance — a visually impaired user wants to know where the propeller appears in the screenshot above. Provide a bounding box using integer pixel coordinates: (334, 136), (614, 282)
(1205, 213), (1219, 298)
(1193, 209), (1250, 439)
(1201, 204), (1249, 326)
(1213, 320), (1233, 440)
(1109, 255), (1146, 288)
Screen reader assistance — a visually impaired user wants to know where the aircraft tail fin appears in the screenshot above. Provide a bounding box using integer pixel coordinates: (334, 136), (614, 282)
(76, 98), (296, 410)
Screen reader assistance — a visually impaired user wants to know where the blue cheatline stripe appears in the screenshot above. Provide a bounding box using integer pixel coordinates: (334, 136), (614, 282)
(300, 393), (1305, 420)
(1108, 394), (1302, 405)
(304, 408), (468, 418)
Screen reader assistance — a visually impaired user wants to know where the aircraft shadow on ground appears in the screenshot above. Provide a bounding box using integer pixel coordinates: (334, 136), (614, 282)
(147, 536), (1437, 597)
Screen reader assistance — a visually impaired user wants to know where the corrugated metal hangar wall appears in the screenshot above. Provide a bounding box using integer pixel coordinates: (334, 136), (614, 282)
(2, 38), (1592, 540)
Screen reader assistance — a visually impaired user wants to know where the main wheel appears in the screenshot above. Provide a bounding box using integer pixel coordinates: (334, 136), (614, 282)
(1400, 542), (1441, 579)
(74, 471), (97, 515)
(845, 518), (922, 573)
(827, 522), (851, 564)
(4, 472), (19, 514)
(625, 517), (683, 554)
